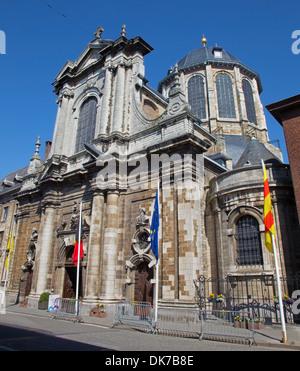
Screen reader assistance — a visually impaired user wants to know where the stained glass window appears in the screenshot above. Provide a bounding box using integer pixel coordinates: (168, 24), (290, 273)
(75, 96), (97, 153)
(187, 75), (207, 119)
(242, 79), (257, 125)
(216, 73), (236, 118)
(235, 216), (263, 266)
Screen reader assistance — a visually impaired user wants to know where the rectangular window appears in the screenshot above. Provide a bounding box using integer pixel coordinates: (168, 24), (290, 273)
(2, 207), (8, 222)
(0, 231), (3, 252)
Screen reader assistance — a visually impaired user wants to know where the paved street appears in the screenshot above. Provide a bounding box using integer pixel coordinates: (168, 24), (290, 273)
(0, 311), (295, 353)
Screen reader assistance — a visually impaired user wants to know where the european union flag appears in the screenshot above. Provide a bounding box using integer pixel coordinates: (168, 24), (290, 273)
(150, 188), (159, 260)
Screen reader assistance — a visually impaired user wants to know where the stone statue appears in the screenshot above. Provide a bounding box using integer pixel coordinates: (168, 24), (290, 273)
(70, 203), (79, 230)
(22, 228), (38, 272)
(136, 208), (149, 228)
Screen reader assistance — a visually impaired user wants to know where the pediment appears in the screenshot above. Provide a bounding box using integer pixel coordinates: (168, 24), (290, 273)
(55, 44), (107, 83)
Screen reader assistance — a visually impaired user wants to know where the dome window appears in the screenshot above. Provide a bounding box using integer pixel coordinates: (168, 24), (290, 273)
(242, 79), (257, 125)
(212, 46), (223, 58)
(216, 73), (236, 119)
(187, 75), (207, 120)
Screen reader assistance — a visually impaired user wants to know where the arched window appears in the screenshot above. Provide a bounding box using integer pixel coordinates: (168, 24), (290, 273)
(216, 73), (236, 118)
(235, 215), (263, 266)
(242, 79), (257, 125)
(187, 75), (207, 119)
(75, 96), (97, 153)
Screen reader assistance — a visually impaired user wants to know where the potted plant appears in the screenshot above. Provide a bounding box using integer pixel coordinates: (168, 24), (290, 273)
(207, 293), (224, 303)
(240, 316), (248, 328)
(90, 303), (107, 318)
(253, 318), (262, 330)
(38, 292), (50, 310)
(234, 315), (241, 328)
(274, 295), (294, 305)
(19, 297), (28, 308)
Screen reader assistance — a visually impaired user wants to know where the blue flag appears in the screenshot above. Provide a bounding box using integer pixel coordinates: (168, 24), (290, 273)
(150, 188), (159, 260)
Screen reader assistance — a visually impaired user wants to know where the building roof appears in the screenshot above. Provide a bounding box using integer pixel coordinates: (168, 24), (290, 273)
(0, 165), (28, 195)
(224, 135), (248, 166)
(177, 46), (240, 69)
(266, 93), (300, 125)
(158, 46), (262, 94)
(234, 137), (282, 169)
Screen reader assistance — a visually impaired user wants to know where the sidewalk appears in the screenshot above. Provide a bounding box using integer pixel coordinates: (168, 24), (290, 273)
(3, 303), (300, 350)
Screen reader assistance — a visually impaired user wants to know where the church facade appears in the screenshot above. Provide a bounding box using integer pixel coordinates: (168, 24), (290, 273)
(1, 27), (299, 310)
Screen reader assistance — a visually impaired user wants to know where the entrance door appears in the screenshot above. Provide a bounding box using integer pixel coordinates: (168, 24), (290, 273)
(63, 267), (82, 298)
(134, 262), (153, 304)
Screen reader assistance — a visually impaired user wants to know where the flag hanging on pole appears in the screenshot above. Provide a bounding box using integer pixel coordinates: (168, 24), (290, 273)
(262, 160), (288, 343)
(262, 161), (275, 254)
(72, 216), (83, 267)
(4, 230), (14, 270)
(150, 185), (159, 260)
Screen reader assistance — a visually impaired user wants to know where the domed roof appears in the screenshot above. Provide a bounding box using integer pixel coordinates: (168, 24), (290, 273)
(157, 45), (262, 94)
(177, 46), (240, 70)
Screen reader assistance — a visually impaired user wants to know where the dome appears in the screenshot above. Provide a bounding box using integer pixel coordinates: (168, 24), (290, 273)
(177, 46), (240, 70)
(158, 45), (262, 94)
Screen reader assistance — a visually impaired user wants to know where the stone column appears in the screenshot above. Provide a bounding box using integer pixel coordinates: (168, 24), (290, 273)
(101, 191), (119, 300)
(85, 191), (105, 299)
(35, 203), (56, 295)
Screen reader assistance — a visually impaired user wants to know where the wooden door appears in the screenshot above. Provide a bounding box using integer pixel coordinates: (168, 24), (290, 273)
(63, 267), (82, 298)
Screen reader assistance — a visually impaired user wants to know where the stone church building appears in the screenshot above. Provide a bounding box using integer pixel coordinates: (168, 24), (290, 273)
(1, 27), (299, 311)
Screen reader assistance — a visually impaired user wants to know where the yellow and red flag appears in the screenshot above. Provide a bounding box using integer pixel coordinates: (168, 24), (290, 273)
(4, 230), (14, 270)
(263, 161), (275, 253)
(72, 218), (83, 267)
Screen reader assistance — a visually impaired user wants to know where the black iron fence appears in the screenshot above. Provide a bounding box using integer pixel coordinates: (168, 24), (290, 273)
(194, 273), (300, 324)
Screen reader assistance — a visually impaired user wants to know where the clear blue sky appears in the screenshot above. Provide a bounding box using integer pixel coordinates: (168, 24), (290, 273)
(0, 0), (299, 179)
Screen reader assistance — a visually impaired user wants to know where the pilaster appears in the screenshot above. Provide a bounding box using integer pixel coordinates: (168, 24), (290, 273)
(85, 191), (105, 299)
(101, 191), (120, 300)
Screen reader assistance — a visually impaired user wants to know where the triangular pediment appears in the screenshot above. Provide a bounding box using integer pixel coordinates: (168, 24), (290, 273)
(54, 40), (112, 83)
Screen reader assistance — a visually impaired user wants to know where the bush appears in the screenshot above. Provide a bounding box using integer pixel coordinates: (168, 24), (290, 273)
(39, 292), (51, 302)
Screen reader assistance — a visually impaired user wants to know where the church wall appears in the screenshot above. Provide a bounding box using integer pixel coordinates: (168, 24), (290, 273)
(207, 164), (300, 281)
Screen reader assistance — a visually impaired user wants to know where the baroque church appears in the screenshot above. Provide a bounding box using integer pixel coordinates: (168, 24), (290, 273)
(1, 26), (299, 311)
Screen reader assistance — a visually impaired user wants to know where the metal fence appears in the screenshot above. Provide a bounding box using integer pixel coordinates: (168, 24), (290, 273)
(113, 301), (154, 332)
(49, 298), (82, 322)
(194, 273), (300, 324)
(200, 309), (254, 345)
(155, 307), (201, 338)
(113, 301), (254, 345)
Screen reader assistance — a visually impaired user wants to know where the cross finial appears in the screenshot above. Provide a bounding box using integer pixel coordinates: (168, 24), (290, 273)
(94, 26), (104, 39)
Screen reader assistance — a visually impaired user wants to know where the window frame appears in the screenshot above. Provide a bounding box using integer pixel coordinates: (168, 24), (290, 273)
(242, 79), (257, 125)
(216, 72), (236, 119)
(235, 215), (263, 266)
(187, 74), (207, 120)
(75, 96), (98, 154)
(2, 206), (8, 222)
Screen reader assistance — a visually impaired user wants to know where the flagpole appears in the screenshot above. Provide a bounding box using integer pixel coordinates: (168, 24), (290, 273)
(75, 202), (82, 315)
(261, 160), (287, 343)
(2, 212), (16, 308)
(272, 233), (287, 343)
(154, 181), (159, 326)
